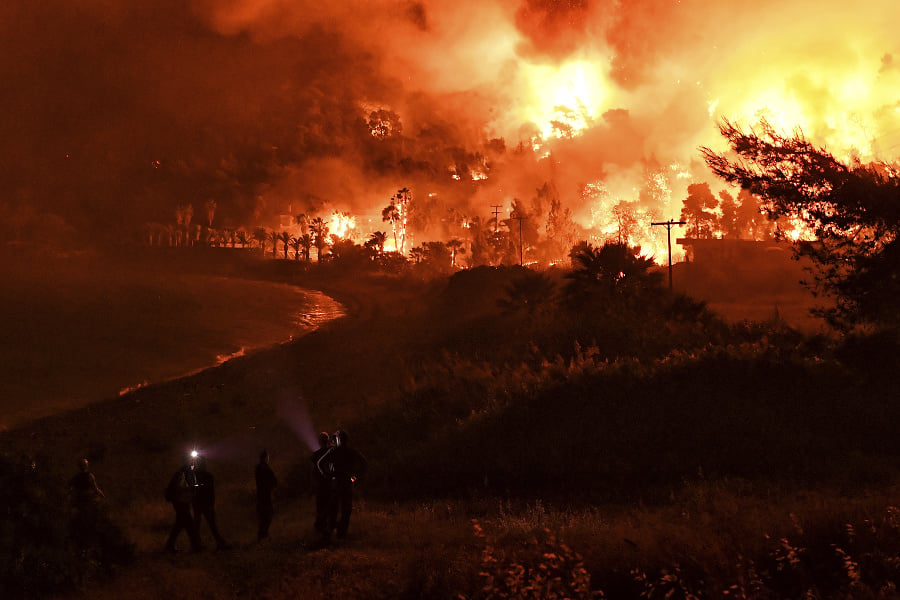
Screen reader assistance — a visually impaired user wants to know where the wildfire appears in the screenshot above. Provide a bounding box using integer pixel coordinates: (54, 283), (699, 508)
(329, 211), (356, 240)
(707, 40), (900, 163)
(519, 59), (606, 143)
(583, 179), (684, 263)
(775, 214), (818, 243)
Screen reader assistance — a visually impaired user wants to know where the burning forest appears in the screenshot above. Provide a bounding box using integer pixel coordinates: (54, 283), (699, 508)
(4, 0), (900, 268)
(4, 2), (900, 599)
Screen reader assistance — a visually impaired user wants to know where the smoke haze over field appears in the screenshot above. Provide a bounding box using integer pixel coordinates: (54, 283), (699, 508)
(3, 0), (900, 245)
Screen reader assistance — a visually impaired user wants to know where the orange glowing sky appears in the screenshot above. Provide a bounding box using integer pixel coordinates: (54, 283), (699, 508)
(3, 0), (900, 245)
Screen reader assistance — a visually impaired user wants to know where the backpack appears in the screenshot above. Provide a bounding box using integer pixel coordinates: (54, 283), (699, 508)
(164, 469), (192, 503)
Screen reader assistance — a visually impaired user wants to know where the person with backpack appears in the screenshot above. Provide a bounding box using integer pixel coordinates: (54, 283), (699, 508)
(164, 453), (203, 553)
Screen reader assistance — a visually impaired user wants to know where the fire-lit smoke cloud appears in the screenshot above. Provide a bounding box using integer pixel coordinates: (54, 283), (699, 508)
(277, 394), (320, 452)
(3, 0), (899, 245)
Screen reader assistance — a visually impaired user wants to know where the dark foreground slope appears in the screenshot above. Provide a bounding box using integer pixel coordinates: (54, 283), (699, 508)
(3, 256), (900, 599)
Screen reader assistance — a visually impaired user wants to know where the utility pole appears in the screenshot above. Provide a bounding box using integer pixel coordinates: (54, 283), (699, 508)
(651, 218), (686, 290)
(490, 205), (502, 233)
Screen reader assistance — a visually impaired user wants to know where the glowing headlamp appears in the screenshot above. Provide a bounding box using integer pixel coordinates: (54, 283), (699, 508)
(190, 449), (199, 459)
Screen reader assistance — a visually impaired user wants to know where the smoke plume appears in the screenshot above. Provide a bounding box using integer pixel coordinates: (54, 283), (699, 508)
(2, 0), (898, 245)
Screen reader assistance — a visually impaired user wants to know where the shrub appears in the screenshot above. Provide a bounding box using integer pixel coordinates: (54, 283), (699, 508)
(468, 520), (602, 599)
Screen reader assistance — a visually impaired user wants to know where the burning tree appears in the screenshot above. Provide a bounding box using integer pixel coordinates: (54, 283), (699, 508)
(367, 109), (402, 140)
(446, 238), (465, 268)
(204, 199), (217, 227)
(701, 119), (900, 331)
(382, 187), (411, 254)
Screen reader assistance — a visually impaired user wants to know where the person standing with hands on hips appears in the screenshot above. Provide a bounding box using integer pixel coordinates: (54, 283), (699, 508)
(325, 430), (367, 540)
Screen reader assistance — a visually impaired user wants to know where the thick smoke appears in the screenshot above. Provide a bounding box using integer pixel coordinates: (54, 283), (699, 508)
(2, 0), (899, 245)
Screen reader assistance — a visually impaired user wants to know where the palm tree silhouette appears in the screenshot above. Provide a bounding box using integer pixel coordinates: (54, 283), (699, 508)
(309, 218), (329, 263)
(252, 227), (268, 252)
(566, 242), (661, 297)
(446, 238), (465, 267)
(298, 234), (313, 262)
(382, 202), (400, 252)
(266, 230), (280, 257)
(498, 271), (556, 315)
(278, 231), (291, 259)
(367, 231), (387, 256)
(289, 235), (302, 260)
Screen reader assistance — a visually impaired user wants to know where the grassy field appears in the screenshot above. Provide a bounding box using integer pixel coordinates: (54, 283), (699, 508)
(2, 252), (899, 599)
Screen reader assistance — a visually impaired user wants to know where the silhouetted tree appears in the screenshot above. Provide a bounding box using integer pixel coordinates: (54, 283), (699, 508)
(408, 245), (425, 264)
(278, 231), (291, 259)
(266, 230), (279, 257)
(252, 227), (268, 251)
(418, 241), (452, 275)
(718, 190), (740, 238)
(736, 188), (774, 240)
(446, 238), (465, 268)
(309, 217), (329, 262)
(330, 239), (369, 267)
(681, 183), (718, 238)
(289, 235), (302, 260)
(366, 231), (387, 257)
(702, 118), (900, 330)
(565, 242), (663, 303)
(567, 240), (592, 268)
(498, 270), (557, 315)
(297, 233), (313, 262)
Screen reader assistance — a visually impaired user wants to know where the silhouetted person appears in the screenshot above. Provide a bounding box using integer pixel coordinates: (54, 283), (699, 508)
(164, 457), (202, 553)
(255, 450), (277, 541)
(69, 458), (104, 505)
(326, 430), (367, 540)
(192, 456), (229, 550)
(68, 458), (105, 547)
(311, 432), (334, 545)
